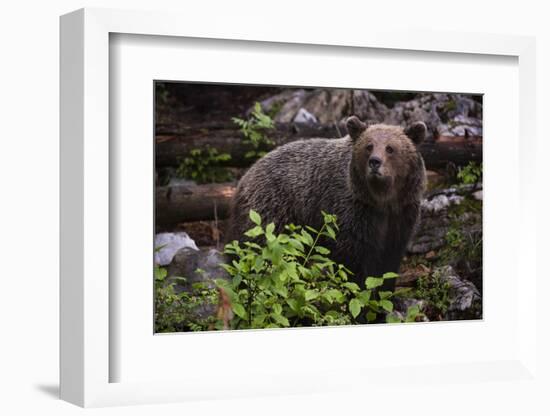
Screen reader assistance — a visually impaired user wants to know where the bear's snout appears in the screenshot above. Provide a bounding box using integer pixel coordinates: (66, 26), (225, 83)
(368, 156), (382, 171)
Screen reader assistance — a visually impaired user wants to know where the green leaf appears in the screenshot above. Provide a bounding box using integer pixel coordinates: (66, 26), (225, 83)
(285, 262), (299, 280)
(309, 254), (330, 263)
(365, 277), (384, 289)
(271, 313), (290, 327)
(379, 299), (394, 312)
(355, 291), (370, 306)
(277, 234), (290, 244)
(366, 311), (377, 323)
(368, 300), (381, 311)
(304, 290), (319, 301)
(253, 102), (262, 113)
(272, 303), (283, 315)
(244, 241), (262, 251)
(349, 298), (362, 319)
(249, 210), (262, 225)
(286, 298), (301, 313)
(252, 314), (267, 327)
(325, 225), (336, 240)
(266, 222), (275, 235)
(298, 266), (312, 279)
(301, 304), (320, 319)
(314, 246), (330, 255)
(386, 314), (402, 324)
(289, 239), (305, 252)
(232, 274), (242, 287)
(382, 272), (399, 280)
(343, 282), (360, 293)
(300, 230), (314, 246)
(278, 270), (289, 283)
(338, 269), (349, 280)
(253, 256), (264, 272)
(325, 289), (345, 304)
(272, 285), (288, 298)
(405, 305), (423, 322)
(154, 266), (167, 281)
(269, 242), (283, 264)
(245, 225), (264, 238)
(378, 291), (393, 300)
(232, 303), (247, 319)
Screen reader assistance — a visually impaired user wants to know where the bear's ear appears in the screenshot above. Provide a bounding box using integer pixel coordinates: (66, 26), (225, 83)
(346, 116), (367, 141)
(404, 121), (427, 145)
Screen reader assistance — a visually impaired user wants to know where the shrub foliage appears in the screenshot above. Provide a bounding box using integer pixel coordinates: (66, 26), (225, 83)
(155, 210), (422, 332)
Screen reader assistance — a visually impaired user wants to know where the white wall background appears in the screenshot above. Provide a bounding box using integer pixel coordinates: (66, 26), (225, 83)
(0, 0), (548, 414)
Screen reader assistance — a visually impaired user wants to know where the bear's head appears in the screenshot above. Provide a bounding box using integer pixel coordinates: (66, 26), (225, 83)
(346, 116), (427, 206)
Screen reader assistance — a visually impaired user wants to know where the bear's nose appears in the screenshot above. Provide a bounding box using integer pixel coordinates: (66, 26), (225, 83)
(368, 157), (382, 170)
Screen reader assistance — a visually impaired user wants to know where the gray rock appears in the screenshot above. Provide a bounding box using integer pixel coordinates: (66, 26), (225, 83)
(408, 232), (447, 254)
(351, 90), (390, 123)
(421, 194), (465, 213)
(257, 89), (306, 121)
(253, 90), (482, 143)
(437, 266), (482, 320)
(165, 247), (230, 321)
(472, 190), (483, 201)
(254, 88), (389, 126)
(385, 93), (482, 140)
(394, 266), (481, 322)
(407, 184), (482, 255)
(154, 232), (199, 266)
(293, 108), (318, 124)
(272, 90), (308, 123)
(302, 89), (349, 124)
(167, 247), (228, 286)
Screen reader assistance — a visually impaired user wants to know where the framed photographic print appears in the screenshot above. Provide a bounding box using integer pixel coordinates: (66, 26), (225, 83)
(60, 7), (540, 409)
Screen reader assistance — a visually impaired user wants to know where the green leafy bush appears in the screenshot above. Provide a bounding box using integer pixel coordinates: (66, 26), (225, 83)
(154, 210), (420, 331)
(415, 269), (451, 319)
(218, 210), (405, 328)
(445, 228), (464, 249)
(154, 263), (219, 332)
(438, 221), (482, 267)
(386, 303), (425, 323)
(457, 161), (482, 185)
(232, 102), (275, 160)
(176, 146), (233, 184)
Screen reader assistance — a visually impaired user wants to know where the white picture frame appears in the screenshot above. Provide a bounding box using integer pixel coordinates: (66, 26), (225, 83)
(60, 7), (540, 408)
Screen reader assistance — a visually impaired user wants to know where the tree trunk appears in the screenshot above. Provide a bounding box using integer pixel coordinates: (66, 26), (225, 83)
(155, 122), (343, 167)
(156, 182), (236, 229)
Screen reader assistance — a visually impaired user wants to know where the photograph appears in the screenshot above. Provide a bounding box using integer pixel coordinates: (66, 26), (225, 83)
(154, 82), (483, 332)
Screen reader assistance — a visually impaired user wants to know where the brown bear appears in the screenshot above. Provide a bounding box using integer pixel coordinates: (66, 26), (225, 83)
(226, 116), (427, 291)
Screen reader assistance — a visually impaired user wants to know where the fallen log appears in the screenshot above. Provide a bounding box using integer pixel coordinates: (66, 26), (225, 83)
(156, 175), (482, 230)
(156, 182), (236, 229)
(419, 136), (482, 170)
(156, 127), (482, 169)
(155, 123), (342, 167)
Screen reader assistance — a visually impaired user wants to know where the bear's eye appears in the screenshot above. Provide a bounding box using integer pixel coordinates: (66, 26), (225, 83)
(386, 145), (394, 154)
(366, 144), (373, 152)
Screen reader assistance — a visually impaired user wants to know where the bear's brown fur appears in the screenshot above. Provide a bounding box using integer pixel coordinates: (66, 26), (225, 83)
(226, 116), (427, 290)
